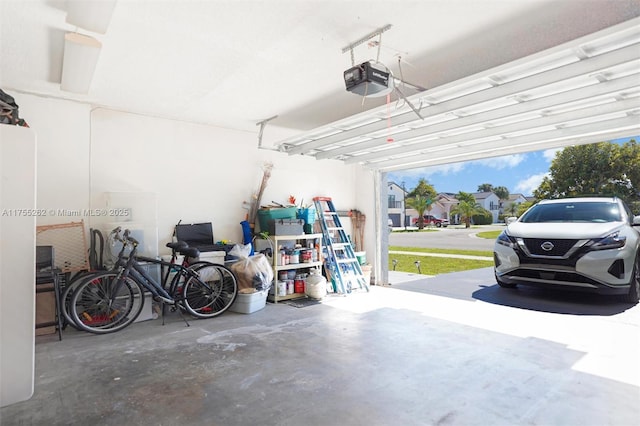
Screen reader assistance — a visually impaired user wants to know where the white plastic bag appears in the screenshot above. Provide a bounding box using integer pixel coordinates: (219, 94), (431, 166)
(230, 244), (274, 293)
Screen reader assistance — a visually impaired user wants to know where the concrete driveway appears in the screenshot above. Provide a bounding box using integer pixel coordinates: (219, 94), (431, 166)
(384, 267), (640, 424)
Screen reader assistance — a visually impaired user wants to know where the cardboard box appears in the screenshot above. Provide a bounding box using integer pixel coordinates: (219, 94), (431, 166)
(229, 289), (268, 314)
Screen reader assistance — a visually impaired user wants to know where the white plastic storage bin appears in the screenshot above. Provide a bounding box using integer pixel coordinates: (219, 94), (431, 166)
(194, 251), (226, 265)
(229, 289), (268, 314)
(134, 261), (160, 322)
(134, 293), (155, 322)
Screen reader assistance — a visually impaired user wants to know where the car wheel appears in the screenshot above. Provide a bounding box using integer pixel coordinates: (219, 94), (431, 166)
(436, 222), (442, 228)
(495, 272), (517, 288)
(623, 253), (640, 304)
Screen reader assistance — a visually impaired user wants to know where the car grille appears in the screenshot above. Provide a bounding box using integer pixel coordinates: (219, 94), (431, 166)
(504, 268), (603, 287)
(522, 238), (579, 257)
(517, 256), (577, 267)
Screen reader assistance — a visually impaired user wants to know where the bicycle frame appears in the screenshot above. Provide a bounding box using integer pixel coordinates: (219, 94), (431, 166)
(113, 242), (216, 307)
(119, 253), (174, 304)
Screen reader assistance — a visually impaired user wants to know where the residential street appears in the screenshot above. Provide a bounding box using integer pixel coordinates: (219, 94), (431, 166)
(389, 224), (504, 251)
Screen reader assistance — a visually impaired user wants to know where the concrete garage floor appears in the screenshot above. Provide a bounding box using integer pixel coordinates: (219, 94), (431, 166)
(2, 268), (639, 426)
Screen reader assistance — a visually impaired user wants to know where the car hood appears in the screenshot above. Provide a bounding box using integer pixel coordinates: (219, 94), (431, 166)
(506, 222), (625, 239)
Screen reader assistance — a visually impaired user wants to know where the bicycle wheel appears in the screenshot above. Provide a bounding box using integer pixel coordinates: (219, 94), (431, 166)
(61, 270), (114, 329)
(61, 271), (96, 330)
(70, 271), (144, 334)
(181, 264), (238, 318)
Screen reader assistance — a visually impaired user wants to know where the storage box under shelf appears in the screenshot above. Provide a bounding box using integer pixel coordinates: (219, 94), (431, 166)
(229, 289), (268, 314)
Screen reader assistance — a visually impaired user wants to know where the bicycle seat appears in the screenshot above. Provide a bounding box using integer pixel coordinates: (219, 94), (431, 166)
(167, 241), (189, 251)
(180, 247), (200, 258)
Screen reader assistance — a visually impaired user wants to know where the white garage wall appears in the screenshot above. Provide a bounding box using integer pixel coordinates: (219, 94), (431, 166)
(18, 94), (376, 261)
(19, 95), (92, 222)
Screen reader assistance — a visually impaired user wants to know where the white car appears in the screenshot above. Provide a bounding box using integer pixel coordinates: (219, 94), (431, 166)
(494, 197), (640, 303)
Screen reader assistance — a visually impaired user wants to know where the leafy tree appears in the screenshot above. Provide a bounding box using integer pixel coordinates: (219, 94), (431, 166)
(534, 140), (640, 207)
(450, 191), (476, 225)
(408, 178), (437, 200)
(407, 178), (438, 224)
(507, 202), (519, 216)
(456, 191), (476, 204)
(477, 183), (493, 192)
(451, 199), (484, 228)
(619, 139), (640, 212)
(493, 186), (509, 202)
(406, 195), (430, 229)
(517, 200), (536, 217)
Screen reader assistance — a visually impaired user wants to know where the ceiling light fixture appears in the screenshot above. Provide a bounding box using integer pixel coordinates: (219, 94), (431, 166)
(66, 0), (117, 34)
(59, 1), (117, 94)
(60, 33), (102, 94)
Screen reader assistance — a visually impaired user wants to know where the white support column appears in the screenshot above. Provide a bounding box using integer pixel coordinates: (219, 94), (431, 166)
(374, 170), (390, 286)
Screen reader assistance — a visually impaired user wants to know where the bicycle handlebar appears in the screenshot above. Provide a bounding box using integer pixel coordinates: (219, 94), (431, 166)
(109, 226), (123, 242)
(120, 229), (139, 246)
(109, 228), (139, 247)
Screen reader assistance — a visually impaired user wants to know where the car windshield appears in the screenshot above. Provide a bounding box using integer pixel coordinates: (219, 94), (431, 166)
(520, 201), (623, 223)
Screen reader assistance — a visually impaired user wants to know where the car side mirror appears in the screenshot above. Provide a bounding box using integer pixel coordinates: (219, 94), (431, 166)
(633, 215), (640, 226)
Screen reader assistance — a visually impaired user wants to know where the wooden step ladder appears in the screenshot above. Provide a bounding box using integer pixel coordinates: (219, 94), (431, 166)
(313, 196), (369, 294)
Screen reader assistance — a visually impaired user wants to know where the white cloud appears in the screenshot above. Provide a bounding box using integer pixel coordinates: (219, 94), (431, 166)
(515, 172), (549, 195)
(392, 162), (466, 180)
(423, 163), (466, 175)
(473, 154), (525, 170)
(543, 148), (562, 162)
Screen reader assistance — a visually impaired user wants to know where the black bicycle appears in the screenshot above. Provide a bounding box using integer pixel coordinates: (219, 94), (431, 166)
(69, 230), (238, 334)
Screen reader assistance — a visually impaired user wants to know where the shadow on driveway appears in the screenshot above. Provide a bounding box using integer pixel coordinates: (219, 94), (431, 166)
(472, 283), (633, 316)
(391, 267), (634, 316)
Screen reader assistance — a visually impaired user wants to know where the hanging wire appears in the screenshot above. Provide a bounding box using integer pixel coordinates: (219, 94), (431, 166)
(386, 93), (393, 142)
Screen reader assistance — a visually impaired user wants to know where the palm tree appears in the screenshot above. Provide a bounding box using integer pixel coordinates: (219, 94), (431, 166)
(405, 195), (430, 229)
(450, 200), (484, 228)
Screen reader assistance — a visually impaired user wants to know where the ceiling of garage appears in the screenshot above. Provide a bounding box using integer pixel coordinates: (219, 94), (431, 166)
(1, 1), (639, 171)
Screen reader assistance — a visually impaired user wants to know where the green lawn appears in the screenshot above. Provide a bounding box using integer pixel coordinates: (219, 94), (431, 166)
(389, 255), (494, 275)
(476, 230), (501, 239)
(388, 247), (494, 275)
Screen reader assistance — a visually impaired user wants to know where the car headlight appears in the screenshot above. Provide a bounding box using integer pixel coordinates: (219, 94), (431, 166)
(496, 230), (516, 249)
(588, 231), (626, 251)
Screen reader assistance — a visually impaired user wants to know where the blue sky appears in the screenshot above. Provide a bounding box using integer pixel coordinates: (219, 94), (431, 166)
(388, 136), (638, 197)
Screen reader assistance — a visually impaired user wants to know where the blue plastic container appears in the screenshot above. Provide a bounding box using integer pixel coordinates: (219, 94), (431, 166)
(297, 207), (316, 225)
